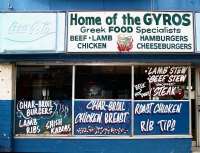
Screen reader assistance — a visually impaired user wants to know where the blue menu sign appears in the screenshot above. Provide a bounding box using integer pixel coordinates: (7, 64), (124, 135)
(134, 100), (189, 135)
(15, 100), (72, 135)
(74, 100), (132, 135)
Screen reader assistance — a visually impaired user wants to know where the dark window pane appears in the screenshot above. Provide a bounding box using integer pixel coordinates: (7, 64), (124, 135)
(75, 66), (131, 99)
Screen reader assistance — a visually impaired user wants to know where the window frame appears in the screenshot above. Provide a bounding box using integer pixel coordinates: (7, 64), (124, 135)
(13, 62), (192, 139)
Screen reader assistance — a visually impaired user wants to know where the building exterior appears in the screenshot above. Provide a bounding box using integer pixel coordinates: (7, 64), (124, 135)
(0, 0), (200, 152)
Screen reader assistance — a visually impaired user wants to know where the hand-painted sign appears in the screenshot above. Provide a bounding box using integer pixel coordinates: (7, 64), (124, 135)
(15, 100), (72, 135)
(134, 66), (188, 100)
(67, 11), (194, 52)
(74, 100), (131, 135)
(134, 100), (189, 135)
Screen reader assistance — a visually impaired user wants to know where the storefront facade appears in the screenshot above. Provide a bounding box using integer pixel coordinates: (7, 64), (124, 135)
(1, 0), (200, 153)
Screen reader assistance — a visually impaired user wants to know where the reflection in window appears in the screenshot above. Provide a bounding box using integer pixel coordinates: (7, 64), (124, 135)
(15, 66), (72, 135)
(17, 66), (72, 101)
(75, 66), (131, 99)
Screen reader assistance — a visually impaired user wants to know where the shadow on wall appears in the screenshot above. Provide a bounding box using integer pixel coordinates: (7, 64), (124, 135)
(1, 0), (200, 11)
(1, 0), (151, 11)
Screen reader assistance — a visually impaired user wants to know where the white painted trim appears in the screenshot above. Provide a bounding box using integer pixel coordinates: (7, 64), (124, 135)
(15, 62), (191, 66)
(72, 65), (75, 136)
(131, 65), (134, 136)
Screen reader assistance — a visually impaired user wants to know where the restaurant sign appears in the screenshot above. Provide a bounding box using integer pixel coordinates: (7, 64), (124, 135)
(1, 13), (65, 53)
(67, 11), (194, 53)
(134, 100), (189, 135)
(74, 100), (132, 135)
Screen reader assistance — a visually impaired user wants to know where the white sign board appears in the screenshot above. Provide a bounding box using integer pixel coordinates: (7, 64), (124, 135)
(195, 13), (200, 53)
(2, 13), (65, 53)
(67, 11), (194, 53)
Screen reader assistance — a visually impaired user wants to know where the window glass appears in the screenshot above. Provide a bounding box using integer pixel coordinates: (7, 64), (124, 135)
(74, 66), (132, 135)
(134, 65), (189, 100)
(75, 66), (131, 99)
(15, 66), (72, 135)
(15, 64), (190, 137)
(133, 65), (190, 135)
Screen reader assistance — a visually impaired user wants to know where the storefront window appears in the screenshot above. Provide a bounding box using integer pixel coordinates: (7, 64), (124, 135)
(15, 66), (72, 135)
(134, 65), (189, 135)
(15, 65), (190, 136)
(74, 66), (132, 135)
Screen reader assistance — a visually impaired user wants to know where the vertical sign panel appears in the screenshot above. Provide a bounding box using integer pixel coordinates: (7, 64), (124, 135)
(195, 13), (200, 53)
